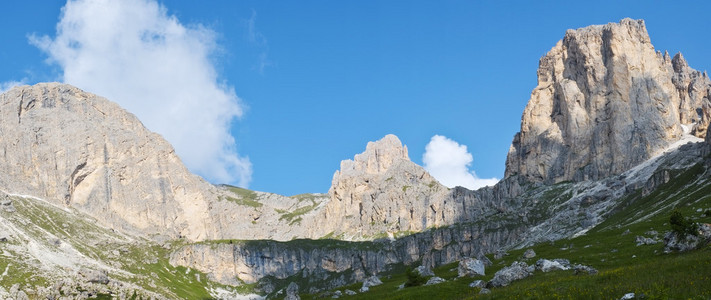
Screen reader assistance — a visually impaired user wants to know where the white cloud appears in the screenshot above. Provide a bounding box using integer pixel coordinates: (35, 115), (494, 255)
(0, 80), (26, 94)
(423, 135), (499, 190)
(30, 0), (251, 187)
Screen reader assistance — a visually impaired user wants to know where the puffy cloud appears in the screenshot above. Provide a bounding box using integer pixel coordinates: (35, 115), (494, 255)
(423, 135), (498, 190)
(31, 0), (251, 187)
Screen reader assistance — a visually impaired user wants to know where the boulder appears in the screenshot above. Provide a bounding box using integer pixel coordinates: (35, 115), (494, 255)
(425, 276), (446, 286)
(635, 236), (659, 246)
(523, 249), (536, 259)
(487, 261), (533, 287)
(360, 275), (382, 292)
(572, 264), (598, 275)
(458, 258), (485, 277)
(536, 259), (570, 272)
(620, 292), (635, 300)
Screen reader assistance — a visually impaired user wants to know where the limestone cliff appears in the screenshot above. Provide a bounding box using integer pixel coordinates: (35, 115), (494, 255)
(312, 135), (450, 239)
(0, 83), (222, 241)
(505, 18), (711, 184)
(170, 222), (525, 290)
(0, 83), (329, 242)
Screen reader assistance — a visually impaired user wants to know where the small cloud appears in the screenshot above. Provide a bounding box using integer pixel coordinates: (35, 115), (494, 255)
(244, 10), (272, 74)
(245, 10), (267, 46)
(30, 0), (251, 187)
(423, 135), (499, 190)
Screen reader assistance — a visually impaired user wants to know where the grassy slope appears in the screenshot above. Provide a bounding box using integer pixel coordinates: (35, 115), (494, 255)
(0, 195), (222, 299)
(300, 163), (711, 299)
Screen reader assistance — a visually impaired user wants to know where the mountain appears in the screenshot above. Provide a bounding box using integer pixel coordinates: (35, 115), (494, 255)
(505, 18), (711, 184)
(0, 83), (336, 242)
(2, 18), (711, 299)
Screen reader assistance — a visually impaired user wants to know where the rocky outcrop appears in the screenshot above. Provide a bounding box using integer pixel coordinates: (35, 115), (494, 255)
(487, 261), (533, 288)
(169, 220), (525, 289)
(506, 18), (711, 184)
(458, 258), (485, 277)
(663, 224), (711, 253)
(671, 53), (711, 136)
(314, 135), (451, 239)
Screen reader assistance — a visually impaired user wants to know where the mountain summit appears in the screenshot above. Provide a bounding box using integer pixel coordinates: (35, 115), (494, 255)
(505, 18), (711, 184)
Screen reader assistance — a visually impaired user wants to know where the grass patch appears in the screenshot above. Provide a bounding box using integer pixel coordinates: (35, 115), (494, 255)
(280, 204), (317, 223)
(221, 185), (262, 208)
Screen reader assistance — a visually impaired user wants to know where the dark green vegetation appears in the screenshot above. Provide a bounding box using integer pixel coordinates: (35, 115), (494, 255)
(297, 162), (711, 299)
(670, 209), (699, 236)
(404, 268), (427, 287)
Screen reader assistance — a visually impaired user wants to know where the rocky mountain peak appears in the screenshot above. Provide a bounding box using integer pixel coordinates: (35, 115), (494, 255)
(505, 18), (711, 184)
(320, 134), (448, 239)
(338, 134), (409, 177)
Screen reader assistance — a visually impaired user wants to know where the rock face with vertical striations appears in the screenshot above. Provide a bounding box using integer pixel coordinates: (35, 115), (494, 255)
(505, 18), (711, 184)
(313, 134), (451, 239)
(0, 83), (222, 241)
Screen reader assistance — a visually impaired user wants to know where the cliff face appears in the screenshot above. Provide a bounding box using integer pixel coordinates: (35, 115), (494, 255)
(169, 222), (525, 290)
(311, 135), (451, 239)
(0, 83), (221, 241)
(0, 83), (328, 242)
(505, 18), (711, 184)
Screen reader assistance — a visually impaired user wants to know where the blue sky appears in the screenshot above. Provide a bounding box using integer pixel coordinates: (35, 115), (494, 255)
(2, 1), (710, 196)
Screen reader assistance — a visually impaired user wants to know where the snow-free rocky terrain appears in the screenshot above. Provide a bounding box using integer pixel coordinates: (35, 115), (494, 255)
(1, 18), (711, 299)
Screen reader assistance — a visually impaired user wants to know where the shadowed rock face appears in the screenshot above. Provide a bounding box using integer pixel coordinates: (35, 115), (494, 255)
(505, 18), (711, 184)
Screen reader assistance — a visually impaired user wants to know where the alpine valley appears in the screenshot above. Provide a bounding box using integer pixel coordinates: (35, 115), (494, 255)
(1, 19), (711, 300)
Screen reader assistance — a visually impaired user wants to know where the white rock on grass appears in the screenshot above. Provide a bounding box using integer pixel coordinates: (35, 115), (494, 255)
(620, 292), (635, 300)
(535, 259), (570, 272)
(424, 277), (446, 286)
(458, 258), (485, 277)
(360, 275), (382, 292)
(488, 261), (533, 287)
